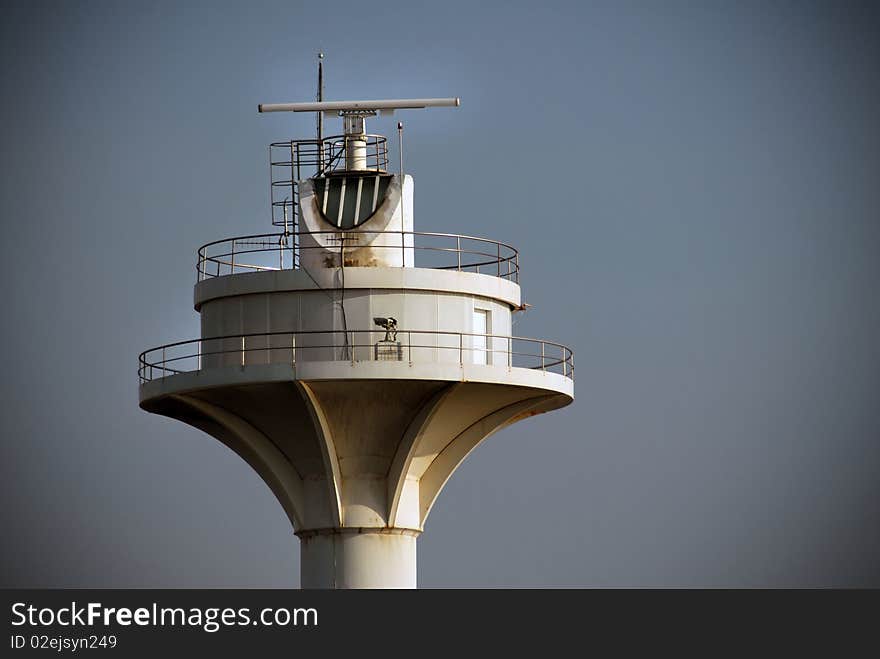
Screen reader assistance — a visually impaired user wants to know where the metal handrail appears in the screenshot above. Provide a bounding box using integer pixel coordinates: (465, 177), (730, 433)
(270, 134), (388, 173)
(138, 329), (574, 384)
(196, 230), (520, 282)
(270, 134), (389, 226)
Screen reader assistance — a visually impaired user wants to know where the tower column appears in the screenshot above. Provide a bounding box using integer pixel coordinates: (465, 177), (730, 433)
(297, 528), (418, 589)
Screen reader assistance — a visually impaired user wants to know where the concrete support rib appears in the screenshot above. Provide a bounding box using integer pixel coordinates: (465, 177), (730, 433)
(295, 382), (344, 528)
(416, 395), (566, 526)
(167, 394), (307, 531)
(386, 383), (459, 529)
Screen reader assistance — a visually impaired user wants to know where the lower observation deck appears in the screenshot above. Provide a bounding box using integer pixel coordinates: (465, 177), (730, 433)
(138, 329), (574, 402)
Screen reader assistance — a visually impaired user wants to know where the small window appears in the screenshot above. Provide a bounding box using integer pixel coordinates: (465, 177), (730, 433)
(472, 309), (490, 365)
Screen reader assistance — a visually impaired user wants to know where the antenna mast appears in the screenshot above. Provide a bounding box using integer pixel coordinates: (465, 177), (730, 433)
(317, 52), (324, 171)
(316, 52), (324, 141)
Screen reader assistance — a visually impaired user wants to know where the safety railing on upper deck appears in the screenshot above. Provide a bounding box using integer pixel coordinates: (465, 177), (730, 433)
(196, 230), (519, 282)
(138, 330), (573, 384)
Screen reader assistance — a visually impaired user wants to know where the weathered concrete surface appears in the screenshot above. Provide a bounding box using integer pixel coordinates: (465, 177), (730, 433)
(298, 529), (418, 589)
(298, 175), (414, 269)
(140, 371), (571, 588)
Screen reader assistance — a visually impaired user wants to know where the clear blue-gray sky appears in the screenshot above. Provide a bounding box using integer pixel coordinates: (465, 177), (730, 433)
(1, 0), (878, 587)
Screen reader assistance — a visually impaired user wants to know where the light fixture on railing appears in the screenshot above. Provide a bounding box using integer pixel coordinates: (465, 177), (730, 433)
(373, 317), (402, 361)
(373, 317), (398, 342)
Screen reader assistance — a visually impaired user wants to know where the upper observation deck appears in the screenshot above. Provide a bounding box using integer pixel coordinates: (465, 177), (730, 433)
(196, 229), (520, 283)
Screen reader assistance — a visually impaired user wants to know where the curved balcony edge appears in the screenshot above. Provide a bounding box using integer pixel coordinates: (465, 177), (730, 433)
(138, 330), (574, 399)
(193, 265), (522, 311)
(139, 361), (574, 407)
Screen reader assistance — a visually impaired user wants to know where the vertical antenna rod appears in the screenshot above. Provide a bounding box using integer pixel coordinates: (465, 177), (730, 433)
(398, 121), (405, 266)
(317, 52), (324, 171)
(397, 121), (404, 178)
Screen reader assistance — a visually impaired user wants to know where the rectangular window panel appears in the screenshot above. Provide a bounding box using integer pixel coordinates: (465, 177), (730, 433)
(473, 309), (490, 365)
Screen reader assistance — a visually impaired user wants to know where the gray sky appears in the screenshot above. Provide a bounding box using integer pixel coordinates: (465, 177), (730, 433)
(1, 0), (878, 587)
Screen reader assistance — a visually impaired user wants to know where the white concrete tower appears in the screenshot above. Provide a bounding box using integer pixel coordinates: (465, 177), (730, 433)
(138, 89), (574, 588)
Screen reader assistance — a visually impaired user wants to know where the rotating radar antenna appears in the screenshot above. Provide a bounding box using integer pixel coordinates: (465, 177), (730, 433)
(258, 97), (460, 171)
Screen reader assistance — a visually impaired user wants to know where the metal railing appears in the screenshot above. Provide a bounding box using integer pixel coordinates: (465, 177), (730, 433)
(270, 134), (389, 227)
(196, 230), (520, 282)
(138, 330), (573, 384)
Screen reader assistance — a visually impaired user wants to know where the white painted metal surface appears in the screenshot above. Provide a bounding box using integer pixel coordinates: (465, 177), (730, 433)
(297, 175), (414, 269)
(258, 98), (460, 113)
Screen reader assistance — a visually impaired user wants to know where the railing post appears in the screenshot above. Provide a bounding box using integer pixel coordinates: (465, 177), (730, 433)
(241, 336), (245, 367)
(497, 241), (501, 276)
(457, 235), (461, 271)
(561, 346), (566, 377)
(197, 340), (201, 371)
(231, 240), (236, 275)
(162, 346), (166, 377)
(541, 342), (545, 371)
(291, 334), (296, 366)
